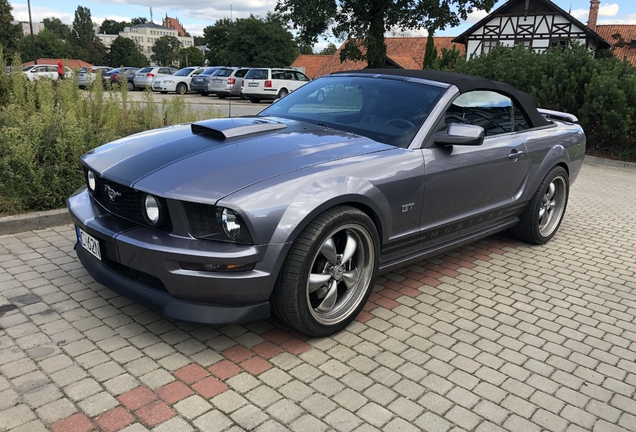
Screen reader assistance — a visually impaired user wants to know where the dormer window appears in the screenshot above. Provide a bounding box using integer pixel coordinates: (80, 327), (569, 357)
(630, 40), (636, 49)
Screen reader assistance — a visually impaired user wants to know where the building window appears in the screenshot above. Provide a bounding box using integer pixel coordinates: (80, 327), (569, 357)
(482, 40), (499, 54)
(515, 39), (532, 49)
(550, 39), (568, 50)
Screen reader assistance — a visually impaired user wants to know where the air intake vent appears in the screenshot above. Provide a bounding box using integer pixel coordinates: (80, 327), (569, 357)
(191, 118), (287, 139)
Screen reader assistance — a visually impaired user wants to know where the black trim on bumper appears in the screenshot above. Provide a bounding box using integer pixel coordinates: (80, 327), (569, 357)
(75, 244), (270, 324)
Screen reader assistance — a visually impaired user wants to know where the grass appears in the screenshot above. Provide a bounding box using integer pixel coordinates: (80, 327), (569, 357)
(0, 54), (222, 216)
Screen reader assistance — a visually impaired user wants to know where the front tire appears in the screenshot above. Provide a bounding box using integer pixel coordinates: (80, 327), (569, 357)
(249, 98), (260, 103)
(176, 83), (187, 94)
(126, 81), (134, 91)
(272, 206), (379, 337)
(510, 166), (569, 244)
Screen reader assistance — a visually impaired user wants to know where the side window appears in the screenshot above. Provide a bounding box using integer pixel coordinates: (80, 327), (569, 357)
(444, 91), (529, 136)
(235, 70), (247, 78)
(158, 68), (169, 74)
(271, 70), (285, 80)
(295, 72), (309, 81)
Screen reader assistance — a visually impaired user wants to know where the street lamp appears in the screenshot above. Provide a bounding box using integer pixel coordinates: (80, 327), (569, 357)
(27, 0), (37, 64)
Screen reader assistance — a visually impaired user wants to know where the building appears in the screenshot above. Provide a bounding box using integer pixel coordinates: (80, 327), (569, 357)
(162, 15), (187, 37)
(23, 58), (91, 69)
(297, 37), (464, 78)
(97, 22), (195, 65)
(290, 55), (332, 79)
(452, 0), (610, 59)
(17, 21), (45, 36)
(595, 25), (636, 66)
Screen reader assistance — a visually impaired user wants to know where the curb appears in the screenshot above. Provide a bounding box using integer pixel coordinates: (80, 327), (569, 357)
(1, 156), (634, 236)
(584, 155), (636, 170)
(0, 208), (71, 236)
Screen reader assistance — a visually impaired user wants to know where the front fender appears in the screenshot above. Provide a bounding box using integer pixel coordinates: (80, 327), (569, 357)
(270, 176), (390, 245)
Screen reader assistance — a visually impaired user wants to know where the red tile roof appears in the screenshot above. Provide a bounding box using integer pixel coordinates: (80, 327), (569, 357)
(162, 16), (187, 37)
(314, 37), (465, 77)
(596, 24), (636, 66)
(290, 55), (332, 78)
(22, 58), (92, 69)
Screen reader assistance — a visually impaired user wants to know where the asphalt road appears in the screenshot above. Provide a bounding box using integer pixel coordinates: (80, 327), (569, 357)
(126, 90), (267, 117)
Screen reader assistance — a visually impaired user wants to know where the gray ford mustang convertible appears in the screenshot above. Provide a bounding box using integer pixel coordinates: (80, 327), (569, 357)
(68, 69), (585, 336)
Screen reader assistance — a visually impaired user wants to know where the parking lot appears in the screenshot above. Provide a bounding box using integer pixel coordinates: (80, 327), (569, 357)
(125, 91), (266, 117)
(0, 161), (635, 432)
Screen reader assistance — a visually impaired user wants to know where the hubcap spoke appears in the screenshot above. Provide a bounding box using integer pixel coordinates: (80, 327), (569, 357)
(316, 280), (338, 312)
(309, 273), (332, 293)
(341, 232), (358, 264)
(320, 238), (338, 265)
(546, 182), (555, 200)
(342, 268), (359, 289)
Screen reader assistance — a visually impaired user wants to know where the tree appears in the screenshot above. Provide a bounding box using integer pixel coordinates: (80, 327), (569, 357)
(43, 17), (71, 40)
(318, 43), (337, 55)
(85, 38), (109, 65)
(131, 17), (148, 26)
(72, 6), (96, 48)
(298, 40), (314, 55)
(203, 18), (232, 65)
(276, 0), (497, 68)
(432, 44), (462, 70)
(178, 46), (204, 67)
(99, 19), (129, 35)
(0, 0), (22, 54)
(151, 35), (182, 66)
(423, 31), (437, 68)
(20, 29), (72, 60)
(108, 36), (147, 67)
(203, 15), (298, 67)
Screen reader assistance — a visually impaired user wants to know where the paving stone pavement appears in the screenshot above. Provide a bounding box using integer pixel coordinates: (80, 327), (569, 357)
(0, 162), (635, 432)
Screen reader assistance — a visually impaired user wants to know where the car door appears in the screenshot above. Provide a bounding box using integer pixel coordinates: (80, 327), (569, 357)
(419, 90), (533, 246)
(291, 71), (310, 91)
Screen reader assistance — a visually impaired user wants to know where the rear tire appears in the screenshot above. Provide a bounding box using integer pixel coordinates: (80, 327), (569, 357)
(126, 81), (134, 91)
(510, 166), (569, 245)
(250, 98), (260, 103)
(160, 91), (168, 94)
(272, 206), (379, 337)
(201, 91), (209, 96)
(278, 88), (288, 98)
(218, 95), (227, 99)
(316, 90), (325, 103)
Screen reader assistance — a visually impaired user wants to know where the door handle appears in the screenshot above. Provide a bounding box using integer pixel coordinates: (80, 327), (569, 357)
(508, 150), (524, 160)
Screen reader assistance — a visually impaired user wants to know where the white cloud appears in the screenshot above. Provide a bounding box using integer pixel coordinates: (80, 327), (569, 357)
(10, 3), (75, 24)
(599, 14), (636, 24)
(570, 3), (619, 21)
(465, 9), (489, 23)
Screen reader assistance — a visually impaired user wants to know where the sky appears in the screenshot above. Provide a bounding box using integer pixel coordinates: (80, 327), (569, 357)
(9, 0), (636, 51)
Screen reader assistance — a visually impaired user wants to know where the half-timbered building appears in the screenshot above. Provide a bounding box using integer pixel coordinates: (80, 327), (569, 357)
(452, 0), (610, 59)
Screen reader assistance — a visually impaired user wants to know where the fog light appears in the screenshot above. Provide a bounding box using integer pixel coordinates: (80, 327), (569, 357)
(144, 194), (160, 225)
(87, 171), (96, 191)
(179, 261), (255, 272)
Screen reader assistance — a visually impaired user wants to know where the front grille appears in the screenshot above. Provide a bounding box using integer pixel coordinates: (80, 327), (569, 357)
(87, 172), (172, 230)
(103, 257), (168, 292)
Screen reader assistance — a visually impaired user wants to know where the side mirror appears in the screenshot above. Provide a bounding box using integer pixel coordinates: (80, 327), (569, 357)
(433, 123), (485, 146)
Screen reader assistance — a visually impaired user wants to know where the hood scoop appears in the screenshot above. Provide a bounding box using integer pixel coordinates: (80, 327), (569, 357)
(191, 117), (287, 139)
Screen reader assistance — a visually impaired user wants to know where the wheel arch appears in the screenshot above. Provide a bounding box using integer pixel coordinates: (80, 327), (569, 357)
(527, 144), (571, 198)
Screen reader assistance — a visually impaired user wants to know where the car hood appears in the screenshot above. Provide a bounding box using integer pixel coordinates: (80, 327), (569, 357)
(81, 117), (393, 203)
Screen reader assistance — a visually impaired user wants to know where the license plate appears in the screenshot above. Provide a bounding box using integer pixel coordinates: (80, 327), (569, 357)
(248, 82), (258, 87)
(76, 226), (101, 261)
(213, 79), (222, 83)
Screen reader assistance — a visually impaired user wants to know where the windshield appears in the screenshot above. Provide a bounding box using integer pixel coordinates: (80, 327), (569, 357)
(174, 68), (195, 76)
(259, 76), (447, 148)
(245, 69), (268, 80)
(200, 68), (218, 76)
(212, 69), (234, 77)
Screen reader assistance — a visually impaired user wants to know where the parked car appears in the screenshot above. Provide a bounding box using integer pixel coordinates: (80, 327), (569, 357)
(207, 67), (251, 99)
(241, 68), (310, 103)
(133, 66), (178, 90)
(102, 67), (140, 90)
(22, 64), (72, 81)
(151, 66), (205, 94)
(190, 67), (223, 96)
(78, 66), (113, 88)
(68, 69), (585, 336)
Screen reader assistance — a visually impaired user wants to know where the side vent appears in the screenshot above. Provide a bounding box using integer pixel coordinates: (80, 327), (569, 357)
(191, 118), (287, 139)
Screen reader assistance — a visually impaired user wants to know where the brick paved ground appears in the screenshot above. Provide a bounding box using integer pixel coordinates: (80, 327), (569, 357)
(0, 162), (635, 432)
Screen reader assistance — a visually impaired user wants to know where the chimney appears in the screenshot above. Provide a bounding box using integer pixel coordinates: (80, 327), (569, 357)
(588, 0), (600, 32)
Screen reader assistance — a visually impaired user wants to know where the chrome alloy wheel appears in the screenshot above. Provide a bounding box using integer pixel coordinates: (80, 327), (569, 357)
(538, 175), (567, 237)
(306, 224), (375, 325)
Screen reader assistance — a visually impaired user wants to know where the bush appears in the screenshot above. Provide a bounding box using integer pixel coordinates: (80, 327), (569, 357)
(0, 53), (221, 215)
(446, 43), (636, 161)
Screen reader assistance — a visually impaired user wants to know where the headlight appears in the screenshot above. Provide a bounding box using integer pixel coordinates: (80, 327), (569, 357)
(143, 194), (161, 225)
(87, 170), (96, 191)
(164, 80), (174, 84)
(183, 202), (252, 244)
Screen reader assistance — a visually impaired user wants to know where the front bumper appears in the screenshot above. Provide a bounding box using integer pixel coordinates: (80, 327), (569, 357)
(152, 82), (177, 92)
(67, 188), (280, 324)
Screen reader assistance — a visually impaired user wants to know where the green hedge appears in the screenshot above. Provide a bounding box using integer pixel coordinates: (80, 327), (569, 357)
(0, 54), (220, 216)
(447, 43), (636, 161)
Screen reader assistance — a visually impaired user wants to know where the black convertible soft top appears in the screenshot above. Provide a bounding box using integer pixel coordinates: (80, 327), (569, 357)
(333, 69), (550, 128)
